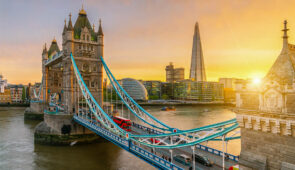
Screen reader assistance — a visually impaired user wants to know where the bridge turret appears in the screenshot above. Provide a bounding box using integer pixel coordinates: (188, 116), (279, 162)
(97, 19), (104, 106)
(62, 13), (74, 56)
(42, 43), (48, 101)
(97, 19), (104, 48)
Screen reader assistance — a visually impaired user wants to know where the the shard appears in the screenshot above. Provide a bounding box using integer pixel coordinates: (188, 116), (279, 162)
(189, 22), (207, 81)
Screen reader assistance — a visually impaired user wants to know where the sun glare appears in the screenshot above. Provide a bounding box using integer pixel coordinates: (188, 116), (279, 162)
(253, 78), (261, 85)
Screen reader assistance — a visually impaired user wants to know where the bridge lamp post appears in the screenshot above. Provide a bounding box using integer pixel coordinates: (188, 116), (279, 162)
(222, 135), (225, 170)
(191, 146), (196, 170)
(169, 149), (173, 164)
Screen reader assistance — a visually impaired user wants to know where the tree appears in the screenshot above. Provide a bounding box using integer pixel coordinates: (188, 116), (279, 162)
(22, 87), (26, 102)
(161, 94), (169, 100)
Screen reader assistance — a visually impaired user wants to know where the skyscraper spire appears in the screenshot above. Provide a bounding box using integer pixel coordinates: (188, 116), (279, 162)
(189, 22), (206, 81)
(282, 20), (289, 50)
(67, 13), (73, 31)
(98, 19), (104, 36)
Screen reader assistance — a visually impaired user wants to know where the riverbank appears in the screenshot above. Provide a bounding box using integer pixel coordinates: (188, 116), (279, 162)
(138, 102), (235, 107)
(0, 103), (29, 107)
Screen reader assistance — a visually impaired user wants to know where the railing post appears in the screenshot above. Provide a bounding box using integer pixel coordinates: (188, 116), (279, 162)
(191, 146), (195, 170)
(222, 135), (225, 170)
(169, 149), (173, 164)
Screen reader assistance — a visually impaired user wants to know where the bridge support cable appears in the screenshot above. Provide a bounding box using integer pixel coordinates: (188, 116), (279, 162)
(33, 76), (43, 100)
(100, 56), (172, 132)
(130, 121), (239, 149)
(70, 53), (127, 136)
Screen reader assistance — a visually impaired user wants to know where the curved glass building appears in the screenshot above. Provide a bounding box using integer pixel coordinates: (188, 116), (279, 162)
(121, 78), (148, 101)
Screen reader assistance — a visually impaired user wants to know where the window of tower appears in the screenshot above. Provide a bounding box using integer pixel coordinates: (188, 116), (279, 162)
(93, 66), (97, 72)
(91, 81), (95, 88)
(91, 45), (93, 51)
(79, 44), (81, 50)
(83, 35), (85, 40)
(87, 35), (89, 41)
(83, 64), (89, 72)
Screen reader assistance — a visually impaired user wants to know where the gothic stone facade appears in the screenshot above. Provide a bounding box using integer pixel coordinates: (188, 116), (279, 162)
(41, 8), (103, 114)
(235, 21), (295, 170)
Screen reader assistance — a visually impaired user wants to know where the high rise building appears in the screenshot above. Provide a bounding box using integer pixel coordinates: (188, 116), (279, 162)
(189, 22), (206, 81)
(165, 62), (184, 83)
(0, 74), (7, 93)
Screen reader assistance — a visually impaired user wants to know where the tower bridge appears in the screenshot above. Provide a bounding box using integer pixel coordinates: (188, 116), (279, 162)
(29, 6), (242, 170)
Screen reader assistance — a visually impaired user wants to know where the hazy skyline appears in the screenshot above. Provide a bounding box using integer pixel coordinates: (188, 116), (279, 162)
(0, 0), (293, 84)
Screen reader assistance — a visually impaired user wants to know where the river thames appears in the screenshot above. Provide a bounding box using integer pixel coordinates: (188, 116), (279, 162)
(0, 106), (240, 170)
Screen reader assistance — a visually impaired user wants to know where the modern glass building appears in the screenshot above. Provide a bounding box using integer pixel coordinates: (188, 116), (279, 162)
(121, 78), (148, 101)
(173, 80), (224, 102)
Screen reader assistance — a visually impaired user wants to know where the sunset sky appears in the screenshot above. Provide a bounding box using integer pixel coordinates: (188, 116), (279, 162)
(0, 0), (294, 84)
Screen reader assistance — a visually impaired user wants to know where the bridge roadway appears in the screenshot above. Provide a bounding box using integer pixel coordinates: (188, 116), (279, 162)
(131, 124), (237, 170)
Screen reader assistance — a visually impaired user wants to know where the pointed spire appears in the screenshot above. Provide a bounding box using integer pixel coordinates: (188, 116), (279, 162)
(42, 43), (48, 54)
(79, 4), (87, 15)
(67, 13), (73, 31)
(189, 21), (206, 81)
(98, 19), (104, 36)
(52, 37), (57, 43)
(282, 20), (289, 49)
(63, 18), (67, 34)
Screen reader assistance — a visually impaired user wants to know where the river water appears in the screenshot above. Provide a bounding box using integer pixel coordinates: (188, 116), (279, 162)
(0, 106), (240, 170)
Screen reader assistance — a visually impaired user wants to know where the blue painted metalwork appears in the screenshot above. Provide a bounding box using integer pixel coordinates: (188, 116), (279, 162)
(133, 122), (239, 161)
(73, 115), (183, 170)
(101, 56), (173, 132)
(196, 144), (239, 162)
(71, 53), (126, 136)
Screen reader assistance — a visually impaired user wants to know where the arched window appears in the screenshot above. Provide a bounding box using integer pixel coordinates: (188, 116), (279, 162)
(87, 35), (89, 41)
(83, 64), (89, 72)
(83, 35), (85, 40)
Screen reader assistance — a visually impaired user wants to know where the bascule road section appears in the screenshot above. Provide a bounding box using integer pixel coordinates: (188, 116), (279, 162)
(31, 7), (240, 170)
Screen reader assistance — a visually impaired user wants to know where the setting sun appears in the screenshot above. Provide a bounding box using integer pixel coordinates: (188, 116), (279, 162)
(252, 77), (262, 85)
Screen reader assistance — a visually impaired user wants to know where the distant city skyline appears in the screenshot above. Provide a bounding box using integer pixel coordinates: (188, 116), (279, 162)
(1, 0), (294, 84)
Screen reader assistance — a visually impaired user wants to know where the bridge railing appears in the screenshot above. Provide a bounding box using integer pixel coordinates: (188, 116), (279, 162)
(130, 143), (182, 170)
(196, 144), (239, 162)
(132, 122), (164, 135)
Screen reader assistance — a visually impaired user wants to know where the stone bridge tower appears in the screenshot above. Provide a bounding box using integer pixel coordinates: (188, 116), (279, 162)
(235, 21), (295, 170)
(62, 7), (104, 114)
(42, 6), (104, 114)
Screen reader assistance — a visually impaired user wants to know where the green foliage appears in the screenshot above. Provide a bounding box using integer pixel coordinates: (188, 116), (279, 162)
(161, 94), (169, 100)
(22, 87), (26, 101)
(149, 95), (159, 100)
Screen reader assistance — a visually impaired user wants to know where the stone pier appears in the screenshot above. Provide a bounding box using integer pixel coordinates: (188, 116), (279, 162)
(34, 113), (102, 145)
(24, 102), (44, 120)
